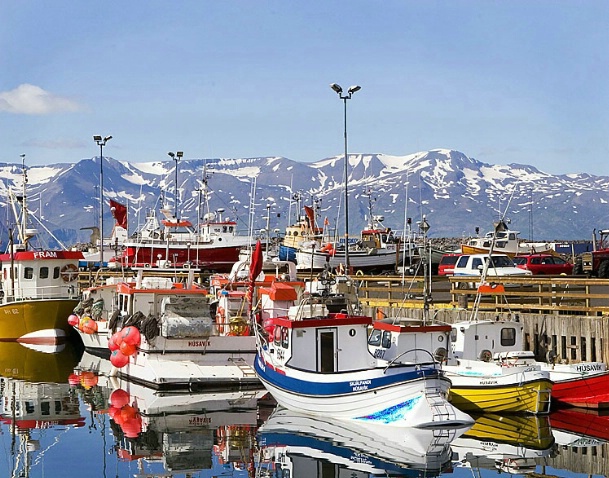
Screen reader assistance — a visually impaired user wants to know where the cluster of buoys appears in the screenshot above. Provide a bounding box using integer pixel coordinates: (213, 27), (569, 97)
(68, 313), (99, 335)
(107, 388), (142, 438)
(68, 370), (99, 389)
(109, 326), (142, 368)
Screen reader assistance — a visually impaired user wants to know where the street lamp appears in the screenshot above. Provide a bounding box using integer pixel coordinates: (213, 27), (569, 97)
(330, 83), (361, 272)
(93, 135), (112, 266)
(168, 151), (184, 219)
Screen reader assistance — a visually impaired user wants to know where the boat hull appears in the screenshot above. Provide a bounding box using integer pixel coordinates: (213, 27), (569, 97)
(296, 248), (401, 272)
(254, 354), (472, 428)
(114, 335), (259, 390)
(0, 299), (78, 343)
(548, 369), (609, 409)
(446, 374), (553, 414)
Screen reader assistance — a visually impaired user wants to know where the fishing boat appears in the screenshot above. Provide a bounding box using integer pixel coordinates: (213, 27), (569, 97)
(257, 406), (469, 477)
(114, 172), (252, 272)
(460, 319), (609, 409)
(70, 270), (258, 389)
(279, 194), (325, 263)
(444, 319), (553, 414)
(0, 157), (83, 344)
(252, 240), (472, 428)
(461, 219), (553, 257)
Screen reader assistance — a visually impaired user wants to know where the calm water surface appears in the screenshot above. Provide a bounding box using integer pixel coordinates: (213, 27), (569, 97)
(0, 341), (607, 478)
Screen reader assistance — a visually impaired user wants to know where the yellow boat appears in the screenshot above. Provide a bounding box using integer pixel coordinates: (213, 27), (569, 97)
(0, 160), (83, 343)
(444, 361), (553, 414)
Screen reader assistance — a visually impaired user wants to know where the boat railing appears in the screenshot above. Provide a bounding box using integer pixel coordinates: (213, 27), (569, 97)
(382, 348), (439, 373)
(8, 283), (79, 301)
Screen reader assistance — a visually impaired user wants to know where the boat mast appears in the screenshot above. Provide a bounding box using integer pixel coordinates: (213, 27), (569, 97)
(20, 154), (28, 249)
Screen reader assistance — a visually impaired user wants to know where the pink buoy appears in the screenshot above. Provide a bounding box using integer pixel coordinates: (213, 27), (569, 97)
(110, 388), (130, 408)
(120, 341), (137, 356)
(82, 319), (98, 335)
(110, 350), (129, 368)
(121, 326), (141, 346)
(68, 314), (80, 326)
(108, 334), (120, 351)
(68, 373), (80, 386)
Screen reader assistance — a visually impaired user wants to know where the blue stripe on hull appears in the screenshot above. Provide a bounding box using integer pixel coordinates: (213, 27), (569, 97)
(254, 354), (437, 397)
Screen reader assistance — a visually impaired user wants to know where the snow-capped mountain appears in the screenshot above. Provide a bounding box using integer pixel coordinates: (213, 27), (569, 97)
(1, 149), (608, 248)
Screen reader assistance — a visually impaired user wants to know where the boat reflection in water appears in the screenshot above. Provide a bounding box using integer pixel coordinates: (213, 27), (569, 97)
(0, 341), (84, 477)
(256, 405), (470, 477)
(73, 351), (267, 476)
(451, 413), (555, 475)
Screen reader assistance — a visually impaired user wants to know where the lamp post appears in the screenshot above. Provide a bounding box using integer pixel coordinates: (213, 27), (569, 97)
(330, 83), (361, 272)
(168, 151), (184, 220)
(93, 135), (112, 266)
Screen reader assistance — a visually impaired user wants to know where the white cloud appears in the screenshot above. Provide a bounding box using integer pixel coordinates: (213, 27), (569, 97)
(0, 84), (82, 114)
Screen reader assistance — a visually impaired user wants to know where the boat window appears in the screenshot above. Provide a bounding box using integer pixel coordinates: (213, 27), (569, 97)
(24, 267), (34, 279)
(382, 331), (392, 348)
(40, 266), (49, 279)
(41, 400), (50, 416)
(281, 327), (289, 348)
(223, 226), (227, 233)
(229, 226), (234, 233)
(509, 233), (516, 240)
(274, 326), (282, 345)
(368, 328), (382, 346)
(501, 328), (517, 347)
(25, 401), (35, 414)
(53, 266), (60, 279)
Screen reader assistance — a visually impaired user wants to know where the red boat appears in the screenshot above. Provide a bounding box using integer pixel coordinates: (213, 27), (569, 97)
(549, 368), (609, 409)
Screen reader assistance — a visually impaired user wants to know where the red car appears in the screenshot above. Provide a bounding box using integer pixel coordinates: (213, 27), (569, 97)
(438, 253), (462, 276)
(513, 254), (573, 275)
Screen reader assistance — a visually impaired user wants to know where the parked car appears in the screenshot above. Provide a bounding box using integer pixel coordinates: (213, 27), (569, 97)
(438, 253), (462, 276)
(513, 254), (573, 275)
(453, 253), (533, 280)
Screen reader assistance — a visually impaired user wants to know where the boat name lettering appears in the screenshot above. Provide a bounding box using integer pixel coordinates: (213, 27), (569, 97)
(350, 453), (373, 465)
(188, 340), (211, 347)
(373, 349), (385, 359)
(3, 308), (19, 315)
(33, 251), (58, 259)
(188, 416), (212, 425)
(350, 380), (371, 391)
(479, 380), (498, 385)
(576, 363), (604, 372)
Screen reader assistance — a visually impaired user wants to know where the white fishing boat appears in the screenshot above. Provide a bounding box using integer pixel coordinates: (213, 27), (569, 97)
(252, 241), (472, 428)
(69, 270), (258, 389)
(461, 219), (553, 257)
(0, 156), (83, 344)
(257, 406), (470, 477)
(296, 189), (405, 273)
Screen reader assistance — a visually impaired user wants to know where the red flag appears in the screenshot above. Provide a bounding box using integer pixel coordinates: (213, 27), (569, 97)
(109, 200), (127, 229)
(249, 240), (263, 282)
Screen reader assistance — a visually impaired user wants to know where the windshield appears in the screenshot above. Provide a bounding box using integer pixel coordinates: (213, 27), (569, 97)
(487, 256), (515, 267)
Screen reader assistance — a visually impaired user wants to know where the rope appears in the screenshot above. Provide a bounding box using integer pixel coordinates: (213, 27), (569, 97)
(141, 314), (160, 341)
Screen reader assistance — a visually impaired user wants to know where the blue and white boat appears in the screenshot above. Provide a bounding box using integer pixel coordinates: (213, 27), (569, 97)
(252, 288), (473, 429)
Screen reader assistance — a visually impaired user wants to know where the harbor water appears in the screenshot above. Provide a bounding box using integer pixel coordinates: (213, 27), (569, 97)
(0, 340), (607, 478)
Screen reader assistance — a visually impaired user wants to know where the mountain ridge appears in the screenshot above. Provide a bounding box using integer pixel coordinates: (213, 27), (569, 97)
(1, 149), (608, 248)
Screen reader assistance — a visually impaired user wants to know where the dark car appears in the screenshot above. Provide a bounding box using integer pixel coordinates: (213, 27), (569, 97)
(513, 254), (573, 275)
(438, 253), (462, 276)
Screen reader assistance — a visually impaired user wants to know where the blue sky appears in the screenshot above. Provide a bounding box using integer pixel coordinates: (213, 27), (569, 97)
(2, 1), (608, 175)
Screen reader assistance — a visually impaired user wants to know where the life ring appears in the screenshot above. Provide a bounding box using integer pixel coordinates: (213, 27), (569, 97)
(60, 263), (79, 282)
(216, 306), (226, 334)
